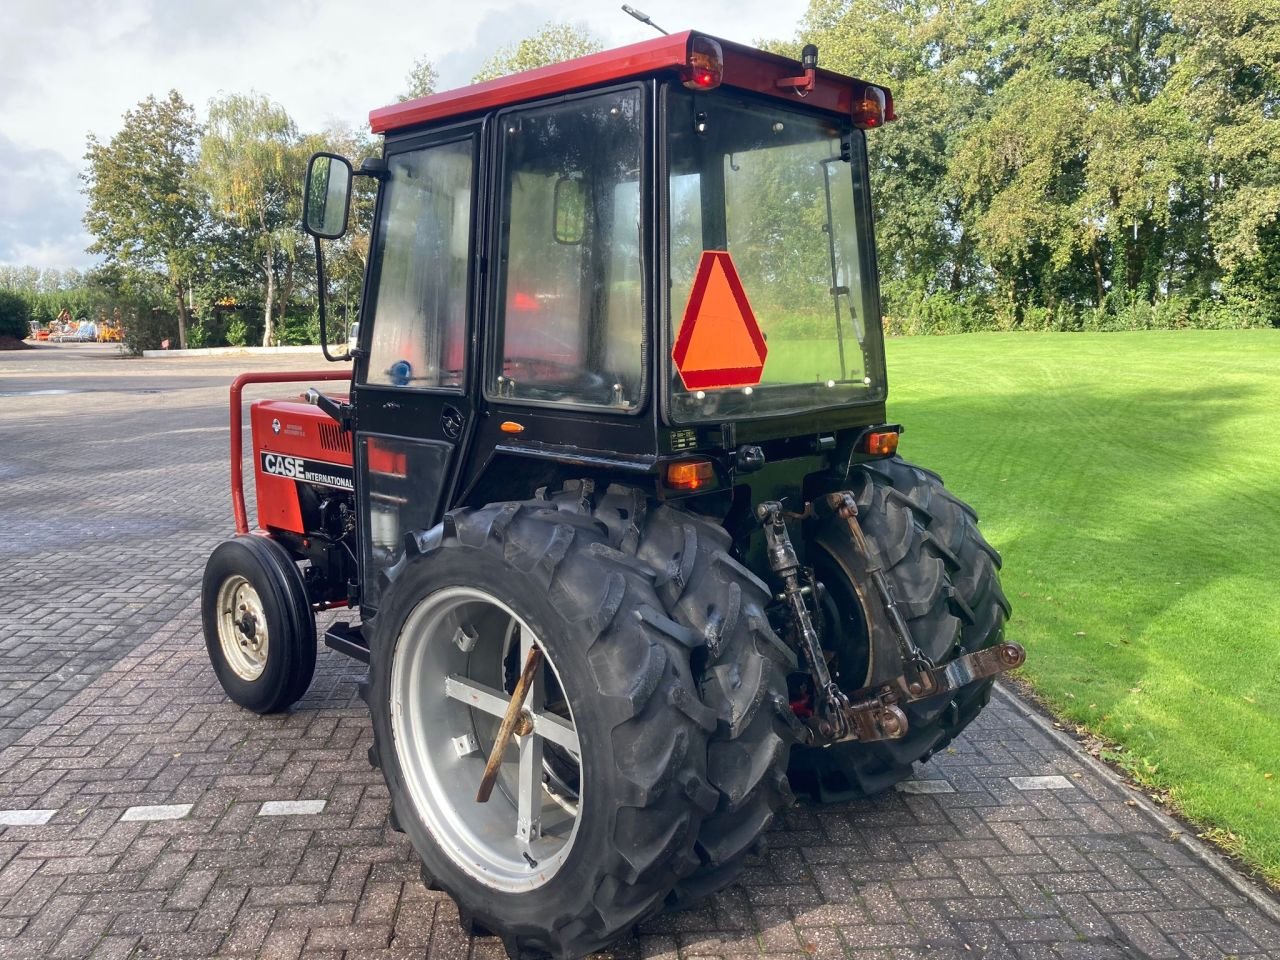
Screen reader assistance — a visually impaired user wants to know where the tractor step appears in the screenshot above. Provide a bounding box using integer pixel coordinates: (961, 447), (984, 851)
(324, 621), (369, 663)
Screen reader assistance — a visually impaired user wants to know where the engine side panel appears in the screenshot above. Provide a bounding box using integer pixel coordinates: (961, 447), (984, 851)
(250, 400), (354, 534)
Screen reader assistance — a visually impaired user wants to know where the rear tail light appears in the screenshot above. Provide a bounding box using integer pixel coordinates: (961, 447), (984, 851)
(683, 36), (723, 90)
(666, 459), (715, 490)
(852, 86), (887, 129)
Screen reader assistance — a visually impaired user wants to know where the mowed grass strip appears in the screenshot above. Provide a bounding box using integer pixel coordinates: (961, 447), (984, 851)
(879, 330), (1280, 884)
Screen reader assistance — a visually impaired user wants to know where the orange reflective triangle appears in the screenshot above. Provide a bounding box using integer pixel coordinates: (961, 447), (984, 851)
(671, 251), (767, 390)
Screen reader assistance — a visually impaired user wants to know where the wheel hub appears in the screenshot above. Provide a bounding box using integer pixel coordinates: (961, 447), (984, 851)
(215, 576), (269, 681)
(391, 586), (582, 892)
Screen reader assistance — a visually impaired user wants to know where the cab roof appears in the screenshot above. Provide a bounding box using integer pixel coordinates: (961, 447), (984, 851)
(370, 31), (894, 135)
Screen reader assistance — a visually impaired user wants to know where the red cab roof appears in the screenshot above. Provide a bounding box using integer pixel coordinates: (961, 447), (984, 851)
(370, 32), (893, 135)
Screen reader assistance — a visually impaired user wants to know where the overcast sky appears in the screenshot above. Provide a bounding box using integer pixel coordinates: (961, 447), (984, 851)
(0, 0), (806, 271)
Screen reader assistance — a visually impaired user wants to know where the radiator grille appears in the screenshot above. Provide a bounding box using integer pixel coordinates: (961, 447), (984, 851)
(318, 421), (352, 454)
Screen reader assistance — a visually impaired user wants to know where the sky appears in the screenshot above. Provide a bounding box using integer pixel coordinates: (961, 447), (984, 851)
(0, 0), (807, 271)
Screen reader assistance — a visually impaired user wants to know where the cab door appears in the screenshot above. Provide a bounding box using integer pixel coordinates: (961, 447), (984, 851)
(353, 124), (481, 609)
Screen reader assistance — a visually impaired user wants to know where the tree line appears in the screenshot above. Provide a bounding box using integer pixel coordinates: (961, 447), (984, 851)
(781, 0), (1280, 331)
(3, 23), (597, 353)
(3, 5), (1277, 351)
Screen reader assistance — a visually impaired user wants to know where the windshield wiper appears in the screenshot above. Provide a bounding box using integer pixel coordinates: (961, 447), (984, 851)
(820, 155), (853, 381)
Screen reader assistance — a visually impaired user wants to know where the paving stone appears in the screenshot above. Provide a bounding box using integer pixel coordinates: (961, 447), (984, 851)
(0, 809), (56, 826)
(1010, 776), (1076, 791)
(0, 347), (1278, 960)
(120, 803), (192, 822)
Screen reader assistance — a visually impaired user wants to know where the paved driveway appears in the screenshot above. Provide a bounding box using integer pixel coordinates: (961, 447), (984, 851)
(0, 343), (1277, 960)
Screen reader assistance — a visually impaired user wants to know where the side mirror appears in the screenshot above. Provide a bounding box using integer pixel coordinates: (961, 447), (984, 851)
(553, 175), (585, 244)
(304, 152), (354, 239)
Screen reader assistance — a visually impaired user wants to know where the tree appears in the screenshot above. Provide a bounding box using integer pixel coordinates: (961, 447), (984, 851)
(199, 93), (305, 346)
(0, 289), (31, 340)
(399, 56), (440, 101)
(472, 22), (602, 82)
(81, 91), (205, 348)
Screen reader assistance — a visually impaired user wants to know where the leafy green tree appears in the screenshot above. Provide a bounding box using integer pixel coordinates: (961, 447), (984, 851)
(81, 91), (206, 348)
(199, 93), (306, 346)
(791, 1), (989, 316)
(0, 289), (31, 340)
(399, 56), (440, 101)
(472, 23), (602, 82)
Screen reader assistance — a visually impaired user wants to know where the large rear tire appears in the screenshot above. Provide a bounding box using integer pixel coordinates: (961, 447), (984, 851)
(789, 457), (1011, 801)
(366, 500), (722, 959)
(547, 482), (798, 907)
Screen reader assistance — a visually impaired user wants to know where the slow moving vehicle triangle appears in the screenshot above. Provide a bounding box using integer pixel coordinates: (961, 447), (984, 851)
(672, 251), (768, 390)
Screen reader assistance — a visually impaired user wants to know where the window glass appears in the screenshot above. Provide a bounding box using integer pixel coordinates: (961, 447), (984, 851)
(365, 139), (473, 389)
(492, 90), (644, 409)
(666, 90), (886, 422)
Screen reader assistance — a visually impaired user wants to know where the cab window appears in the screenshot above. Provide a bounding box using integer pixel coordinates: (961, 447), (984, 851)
(364, 138), (474, 389)
(489, 89), (644, 409)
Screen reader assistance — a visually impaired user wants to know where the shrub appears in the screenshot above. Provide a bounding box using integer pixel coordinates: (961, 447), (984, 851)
(225, 317), (249, 347)
(276, 310), (321, 346)
(0, 289), (31, 339)
(186, 322), (210, 349)
(121, 309), (177, 355)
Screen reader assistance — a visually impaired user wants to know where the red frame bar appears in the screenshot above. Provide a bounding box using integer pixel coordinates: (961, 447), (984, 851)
(230, 370), (352, 535)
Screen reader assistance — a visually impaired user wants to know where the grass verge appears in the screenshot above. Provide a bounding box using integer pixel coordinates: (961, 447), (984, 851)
(879, 330), (1279, 885)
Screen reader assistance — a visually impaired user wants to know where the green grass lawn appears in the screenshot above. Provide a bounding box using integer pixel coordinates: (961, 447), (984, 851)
(878, 330), (1279, 884)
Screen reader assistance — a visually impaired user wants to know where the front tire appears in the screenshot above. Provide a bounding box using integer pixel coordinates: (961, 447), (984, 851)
(790, 457), (1011, 800)
(201, 535), (316, 713)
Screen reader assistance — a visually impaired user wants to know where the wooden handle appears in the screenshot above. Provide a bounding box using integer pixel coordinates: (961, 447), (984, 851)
(475, 646), (543, 803)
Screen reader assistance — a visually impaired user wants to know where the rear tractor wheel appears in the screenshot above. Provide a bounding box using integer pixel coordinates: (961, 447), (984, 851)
(201, 535), (316, 713)
(789, 456), (1012, 800)
(366, 499), (730, 959)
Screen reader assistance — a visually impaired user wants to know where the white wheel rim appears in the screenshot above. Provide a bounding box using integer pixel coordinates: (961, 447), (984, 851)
(390, 585), (582, 892)
(216, 575), (270, 681)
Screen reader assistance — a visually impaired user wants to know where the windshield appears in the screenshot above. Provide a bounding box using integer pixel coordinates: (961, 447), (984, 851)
(665, 88), (886, 422)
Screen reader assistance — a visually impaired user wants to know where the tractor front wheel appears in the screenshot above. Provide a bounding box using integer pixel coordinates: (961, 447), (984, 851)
(201, 535), (316, 713)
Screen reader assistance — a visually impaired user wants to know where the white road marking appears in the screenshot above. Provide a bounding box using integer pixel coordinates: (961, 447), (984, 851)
(258, 800), (326, 816)
(120, 803), (193, 822)
(0, 809), (56, 826)
(895, 779), (956, 794)
(1010, 775), (1075, 791)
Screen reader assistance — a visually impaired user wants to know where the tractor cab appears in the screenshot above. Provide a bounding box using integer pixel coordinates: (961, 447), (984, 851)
(203, 31), (1018, 960)
(300, 32), (902, 609)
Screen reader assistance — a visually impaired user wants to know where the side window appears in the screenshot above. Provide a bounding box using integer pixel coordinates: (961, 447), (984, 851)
(491, 89), (644, 409)
(364, 139), (473, 389)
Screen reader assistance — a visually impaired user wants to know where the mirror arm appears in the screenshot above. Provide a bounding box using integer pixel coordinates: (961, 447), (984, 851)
(313, 234), (351, 363)
(356, 157), (388, 182)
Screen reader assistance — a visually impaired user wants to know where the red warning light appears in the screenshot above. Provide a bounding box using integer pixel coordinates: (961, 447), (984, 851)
(671, 251), (768, 390)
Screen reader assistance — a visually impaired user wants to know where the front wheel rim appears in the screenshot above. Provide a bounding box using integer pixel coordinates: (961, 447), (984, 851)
(216, 575), (270, 681)
(391, 585), (583, 893)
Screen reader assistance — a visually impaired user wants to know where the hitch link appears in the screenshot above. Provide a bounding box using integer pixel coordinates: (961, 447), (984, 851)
(757, 501), (851, 741)
(821, 490), (1026, 723)
(758, 502), (909, 744)
(825, 492), (936, 696)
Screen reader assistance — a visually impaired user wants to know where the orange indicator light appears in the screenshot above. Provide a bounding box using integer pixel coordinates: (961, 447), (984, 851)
(666, 460), (715, 490)
(866, 430), (899, 456)
(500, 421), (525, 434)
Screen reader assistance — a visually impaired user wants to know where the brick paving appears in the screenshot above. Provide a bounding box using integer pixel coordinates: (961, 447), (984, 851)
(1, 343), (1278, 960)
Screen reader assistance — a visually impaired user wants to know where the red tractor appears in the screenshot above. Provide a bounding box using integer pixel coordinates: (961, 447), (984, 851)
(203, 29), (1019, 959)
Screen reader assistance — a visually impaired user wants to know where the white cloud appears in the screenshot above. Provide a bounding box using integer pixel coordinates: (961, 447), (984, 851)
(0, 0), (807, 269)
